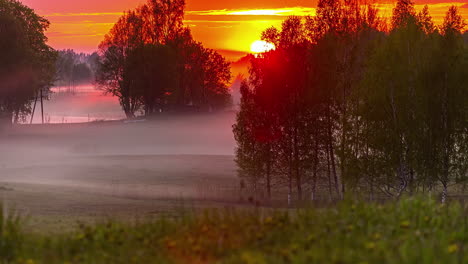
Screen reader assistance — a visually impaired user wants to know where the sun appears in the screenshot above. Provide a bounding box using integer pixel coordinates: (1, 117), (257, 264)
(250, 40), (275, 53)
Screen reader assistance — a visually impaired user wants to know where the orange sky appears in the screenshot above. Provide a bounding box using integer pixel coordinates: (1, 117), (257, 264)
(21, 0), (468, 61)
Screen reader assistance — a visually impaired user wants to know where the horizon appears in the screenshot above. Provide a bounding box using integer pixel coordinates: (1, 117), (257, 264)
(20, 0), (468, 61)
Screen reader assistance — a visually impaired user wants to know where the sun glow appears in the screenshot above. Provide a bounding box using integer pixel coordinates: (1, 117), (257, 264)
(250, 40), (275, 53)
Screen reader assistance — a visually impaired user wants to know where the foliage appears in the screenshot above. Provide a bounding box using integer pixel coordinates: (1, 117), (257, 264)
(234, 0), (468, 203)
(55, 50), (98, 87)
(0, 0), (57, 125)
(96, 0), (231, 118)
(0, 204), (22, 262)
(2, 198), (468, 263)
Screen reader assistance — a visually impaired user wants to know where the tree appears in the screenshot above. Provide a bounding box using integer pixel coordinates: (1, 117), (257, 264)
(434, 6), (467, 202)
(97, 0), (231, 117)
(126, 44), (178, 115)
(360, 0), (430, 197)
(0, 0), (56, 125)
(233, 80), (277, 200)
(96, 10), (145, 118)
(234, 0), (467, 202)
(55, 50), (98, 87)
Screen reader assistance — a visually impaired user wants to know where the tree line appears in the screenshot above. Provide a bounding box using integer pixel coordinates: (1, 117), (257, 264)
(55, 50), (99, 87)
(96, 0), (232, 118)
(233, 0), (468, 203)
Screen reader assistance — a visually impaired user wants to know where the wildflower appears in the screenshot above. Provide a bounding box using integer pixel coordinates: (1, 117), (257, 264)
(290, 243), (300, 253)
(256, 232), (264, 240)
(447, 244), (459, 253)
(400, 220), (410, 228)
(241, 252), (266, 264)
(307, 234), (315, 242)
(192, 245), (202, 253)
(279, 248), (290, 258)
(166, 240), (177, 249)
(188, 236), (195, 245)
(365, 242), (376, 250)
(373, 233), (381, 240)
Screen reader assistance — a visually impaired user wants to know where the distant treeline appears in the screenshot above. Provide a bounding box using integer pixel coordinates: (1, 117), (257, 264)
(55, 50), (99, 87)
(96, 0), (232, 118)
(234, 0), (468, 203)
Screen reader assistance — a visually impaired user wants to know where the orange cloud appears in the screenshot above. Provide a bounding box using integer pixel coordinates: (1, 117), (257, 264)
(43, 12), (123, 17)
(37, 2), (468, 56)
(187, 7), (316, 16)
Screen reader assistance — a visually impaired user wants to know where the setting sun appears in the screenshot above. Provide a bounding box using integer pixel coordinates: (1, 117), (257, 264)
(250, 40), (276, 53)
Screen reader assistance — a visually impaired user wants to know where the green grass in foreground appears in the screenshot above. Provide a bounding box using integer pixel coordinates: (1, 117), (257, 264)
(1, 198), (467, 264)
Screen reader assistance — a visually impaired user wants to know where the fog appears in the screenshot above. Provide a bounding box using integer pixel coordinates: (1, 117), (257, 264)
(28, 85), (126, 124)
(0, 86), (239, 228)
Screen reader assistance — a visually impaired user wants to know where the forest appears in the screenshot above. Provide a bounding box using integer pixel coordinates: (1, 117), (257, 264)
(233, 0), (468, 203)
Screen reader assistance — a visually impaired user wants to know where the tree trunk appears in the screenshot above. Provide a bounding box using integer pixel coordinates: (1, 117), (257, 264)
(441, 182), (448, 204)
(329, 140), (340, 199)
(0, 111), (12, 127)
(326, 142), (333, 202)
(288, 151), (293, 207)
(327, 105), (341, 199)
(40, 88), (44, 124)
(266, 146), (272, 200)
(294, 126), (302, 201)
(312, 139), (318, 201)
(340, 80), (348, 198)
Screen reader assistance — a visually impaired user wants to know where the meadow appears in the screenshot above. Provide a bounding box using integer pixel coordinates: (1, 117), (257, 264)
(1, 197), (467, 264)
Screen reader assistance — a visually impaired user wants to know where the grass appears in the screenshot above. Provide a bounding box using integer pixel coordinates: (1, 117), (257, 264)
(1, 197), (467, 264)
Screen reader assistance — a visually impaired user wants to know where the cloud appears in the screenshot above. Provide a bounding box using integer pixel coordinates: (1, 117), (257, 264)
(38, 3), (468, 54)
(47, 32), (105, 38)
(44, 12), (123, 17)
(187, 7), (316, 16)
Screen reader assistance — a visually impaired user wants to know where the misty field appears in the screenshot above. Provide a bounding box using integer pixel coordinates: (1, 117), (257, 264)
(1, 198), (467, 264)
(0, 113), (240, 231)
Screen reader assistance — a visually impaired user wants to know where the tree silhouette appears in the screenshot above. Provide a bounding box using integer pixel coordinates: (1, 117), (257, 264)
(97, 0), (231, 117)
(0, 0), (56, 125)
(234, 0), (468, 203)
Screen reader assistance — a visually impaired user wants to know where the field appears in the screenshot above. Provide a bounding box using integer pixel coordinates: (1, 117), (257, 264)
(1, 198), (467, 264)
(0, 112), (239, 231)
(1, 114), (467, 264)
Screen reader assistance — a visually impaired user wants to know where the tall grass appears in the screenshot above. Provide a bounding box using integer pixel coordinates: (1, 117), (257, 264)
(1, 197), (467, 263)
(0, 203), (22, 262)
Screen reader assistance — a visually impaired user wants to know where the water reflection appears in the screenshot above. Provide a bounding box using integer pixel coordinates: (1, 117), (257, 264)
(28, 85), (126, 124)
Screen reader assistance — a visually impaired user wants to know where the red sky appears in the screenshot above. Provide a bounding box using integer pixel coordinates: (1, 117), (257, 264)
(21, 0), (468, 60)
